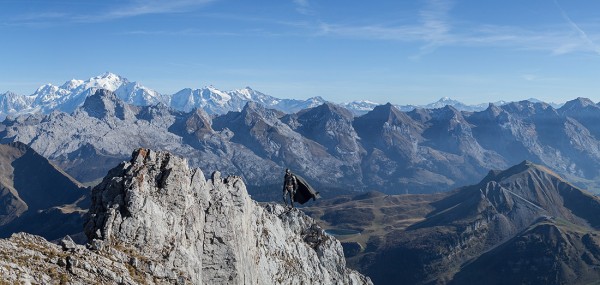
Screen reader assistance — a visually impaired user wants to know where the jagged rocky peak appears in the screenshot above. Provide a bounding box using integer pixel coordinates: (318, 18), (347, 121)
(479, 160), (564, 188)
(185, 107), (213, 134)
(306, 101), (354, 119)
(82, 148), (371, 284)
(356, 102), (414, 127)
(558, 97), (600, 117)
(562, 97), (596, 109)
(429, 104), (464, 121)
(501, 100), (557, 117)
(238, 101), (286, 125)
(81, 89), (134, 120)
(480, 103), (504, 118)
(294, 102), (355, 132)
(464, 103), (511, 127)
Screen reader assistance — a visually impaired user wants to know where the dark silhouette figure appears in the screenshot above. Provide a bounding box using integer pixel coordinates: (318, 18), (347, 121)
(282, 168), (298, 208)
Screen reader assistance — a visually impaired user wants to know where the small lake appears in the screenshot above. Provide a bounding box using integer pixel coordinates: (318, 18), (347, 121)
(325, 229), (361, 236)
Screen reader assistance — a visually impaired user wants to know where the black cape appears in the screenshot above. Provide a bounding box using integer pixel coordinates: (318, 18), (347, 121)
(293, 174), (320, 204)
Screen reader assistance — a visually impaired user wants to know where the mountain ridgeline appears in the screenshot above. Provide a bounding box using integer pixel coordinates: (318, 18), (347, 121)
(3, 89), (600, 196)
(305, 161), (600, 285)
(1, 72), (539, 120)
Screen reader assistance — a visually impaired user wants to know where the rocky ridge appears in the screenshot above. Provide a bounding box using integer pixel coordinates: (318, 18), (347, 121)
(0, 148), (371, 284)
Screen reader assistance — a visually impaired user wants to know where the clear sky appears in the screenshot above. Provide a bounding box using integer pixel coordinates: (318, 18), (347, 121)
(2, 0), (600, 105)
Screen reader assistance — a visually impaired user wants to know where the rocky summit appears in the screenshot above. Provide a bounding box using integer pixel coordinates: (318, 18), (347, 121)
(0, 148), (371, 284)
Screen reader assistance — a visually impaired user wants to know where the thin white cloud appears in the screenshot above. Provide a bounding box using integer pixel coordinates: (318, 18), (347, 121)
(293, 0), (313, 15)
(317, 0), (600, 57)
(10, 12), (68, 21)
(4, 12), (70, 27)
(79, 0), (217, 22)
(554, 0), (600, 55)
(318, 0), (455, 57)
(419, 0), (452, 42)
(121, 29), (241, 37)
(7, 0), (218, 25)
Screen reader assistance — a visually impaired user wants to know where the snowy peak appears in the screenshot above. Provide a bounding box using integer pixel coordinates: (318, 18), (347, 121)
(170, 85), (324, 115)
(2, 73), (161, 118)
(343, 100), (380, 116)
(0, 73), (574, 121)
(88, 72), (127, 91)
(426, 97), (462, 108)
(0, 91), (34, 118)
(424, 97), (482, 112)
(60, 79), (84, 89)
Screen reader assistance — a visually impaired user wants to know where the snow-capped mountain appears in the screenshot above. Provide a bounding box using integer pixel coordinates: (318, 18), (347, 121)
(35, 72), (166, 113)
(342, 100), (380, 116)
(0, 72), (165, 119)
(0, 73), (327, 119)
(0, 91), (35, 119)
(171, 86), (325, 115)
(0, 72), (566, 120)
(424, 96), (480, 111)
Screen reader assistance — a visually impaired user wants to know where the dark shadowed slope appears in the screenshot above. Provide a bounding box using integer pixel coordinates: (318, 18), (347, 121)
(0, 142), (88, 241)
(451, 216), (600, 285)
(308, 161), (600, 285)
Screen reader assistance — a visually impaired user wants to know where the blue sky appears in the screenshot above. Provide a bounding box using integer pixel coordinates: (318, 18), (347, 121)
(2, 0), (600, 105)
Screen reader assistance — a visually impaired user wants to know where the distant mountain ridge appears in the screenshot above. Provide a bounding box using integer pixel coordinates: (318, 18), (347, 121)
(3, 89), (600, 196)
(0, 72), (326, 119)
(0, 72), (564, 119)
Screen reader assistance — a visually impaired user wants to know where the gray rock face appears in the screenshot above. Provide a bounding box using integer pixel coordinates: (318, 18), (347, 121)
(0, 148), (371, 284)
(85, 148), (370, 284)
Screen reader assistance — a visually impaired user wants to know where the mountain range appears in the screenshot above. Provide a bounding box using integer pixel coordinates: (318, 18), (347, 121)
(0, 72), (563, 120)
(3, 89), (600, 197)
(305, 161), (600, 284)
(0, 72), (325, 120)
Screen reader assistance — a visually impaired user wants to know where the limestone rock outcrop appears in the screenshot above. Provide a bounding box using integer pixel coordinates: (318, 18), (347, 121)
(0, 148), (371, 284)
